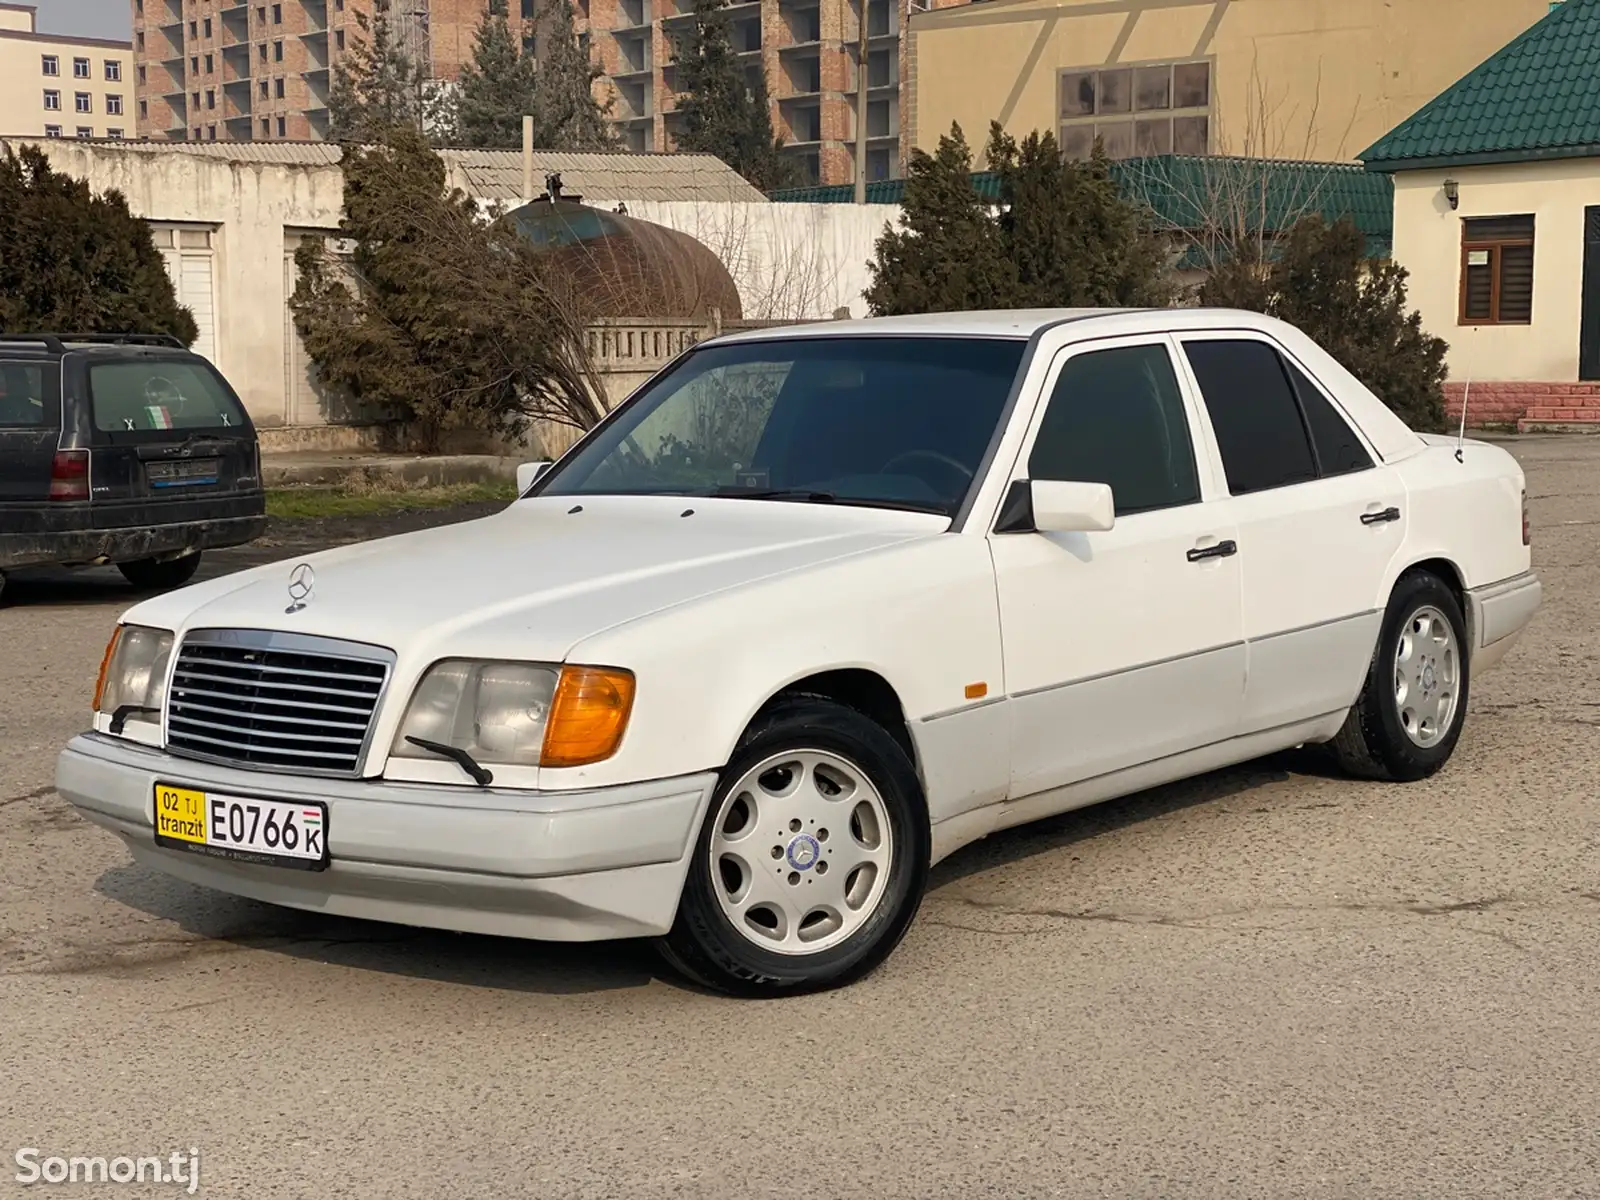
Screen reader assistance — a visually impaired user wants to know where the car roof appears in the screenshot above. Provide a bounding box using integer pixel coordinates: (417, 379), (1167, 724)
(704, 307), (1289, 346)
(700, 306), (1428, 464)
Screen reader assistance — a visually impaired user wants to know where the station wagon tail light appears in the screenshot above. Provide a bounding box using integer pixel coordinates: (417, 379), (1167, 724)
(48, 449), (89, 501)
(1522, 489), (1530, 545)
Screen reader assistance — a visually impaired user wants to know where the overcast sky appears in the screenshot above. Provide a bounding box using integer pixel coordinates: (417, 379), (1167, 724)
(29, 0), (131, 39)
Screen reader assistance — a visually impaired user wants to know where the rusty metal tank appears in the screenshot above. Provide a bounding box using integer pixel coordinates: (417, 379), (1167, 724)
(503, 196), (743, 321)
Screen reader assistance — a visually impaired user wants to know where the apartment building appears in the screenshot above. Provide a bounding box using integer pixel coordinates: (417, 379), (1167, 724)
(592, 0), (964, 185)
(131, 0), (508, 141)
(129, 0), (926, 183)
(0, 3), (134, 139)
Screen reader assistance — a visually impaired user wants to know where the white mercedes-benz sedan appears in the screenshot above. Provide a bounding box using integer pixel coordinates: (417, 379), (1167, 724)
(57, 308), (1542, 995)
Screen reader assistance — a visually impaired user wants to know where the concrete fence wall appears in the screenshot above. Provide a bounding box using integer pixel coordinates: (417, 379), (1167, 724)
(5, 139), (891, 448)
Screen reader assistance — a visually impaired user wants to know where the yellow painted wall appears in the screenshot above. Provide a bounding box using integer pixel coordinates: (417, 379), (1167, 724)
(909, 0), (1551, 164)
(1392, 160), (1598, 383)
(0, 22), (135, 139)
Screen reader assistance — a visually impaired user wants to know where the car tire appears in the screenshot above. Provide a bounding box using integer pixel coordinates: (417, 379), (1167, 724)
(1331, 570), (1471, 782)
(657, 695), (930, 997)
(0, 571), (8, 606)
(118, 553), (202, 592)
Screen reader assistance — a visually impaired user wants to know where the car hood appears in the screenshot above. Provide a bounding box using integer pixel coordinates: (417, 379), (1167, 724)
(125, 495), (946, 663)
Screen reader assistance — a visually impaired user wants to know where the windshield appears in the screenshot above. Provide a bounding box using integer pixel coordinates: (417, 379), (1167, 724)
(539, 335), (1027, 516)
(89, 360), (248, 434)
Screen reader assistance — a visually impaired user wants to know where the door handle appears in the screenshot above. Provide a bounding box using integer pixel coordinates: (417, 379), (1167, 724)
(1360, 506), (1402, 525)
(1186, 539), (1238, 562)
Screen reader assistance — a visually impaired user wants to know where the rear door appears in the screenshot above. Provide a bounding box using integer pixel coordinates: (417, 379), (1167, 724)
(1175, 334), (1405, 735)
(79, 353), (259, 515)
(0, 359), (61, 504)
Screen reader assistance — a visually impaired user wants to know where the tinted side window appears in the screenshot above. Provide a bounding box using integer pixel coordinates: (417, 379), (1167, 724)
(0, 363), (48, 427)
(1029, 343), (1200, 515)
(1182, 339), (1316, 494)
(1285, 361), (1374, 476)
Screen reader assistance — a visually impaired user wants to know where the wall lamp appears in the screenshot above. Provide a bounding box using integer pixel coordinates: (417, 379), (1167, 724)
(1443, 178), (1460, 210)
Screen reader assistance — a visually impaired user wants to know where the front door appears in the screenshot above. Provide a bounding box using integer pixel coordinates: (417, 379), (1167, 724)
(1175, 334), (1406, 734)
(1581, 205), (1600, 382)
(989, 336), (1245, 803)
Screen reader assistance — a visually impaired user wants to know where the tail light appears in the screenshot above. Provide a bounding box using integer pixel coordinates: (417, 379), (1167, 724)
(1522, 488), (1531, 546)
(48, 449), (89, 501)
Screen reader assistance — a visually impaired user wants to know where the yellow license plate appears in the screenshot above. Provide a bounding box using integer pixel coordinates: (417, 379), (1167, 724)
(153, 784), (207, 845)
(153, 783), (329, 871)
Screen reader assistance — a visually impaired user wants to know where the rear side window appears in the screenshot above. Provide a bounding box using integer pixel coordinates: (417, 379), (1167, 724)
(89, 360), (247, 432)
(0, 363), (48, 427)
(1285, 361), (1374, 475)
(1182, 339), (1316, 495)
(1030, 343), (1200, 515)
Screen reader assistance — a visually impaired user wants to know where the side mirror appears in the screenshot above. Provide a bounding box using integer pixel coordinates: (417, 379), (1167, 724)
(516, 460), (552, 494)
(998, 479), (1115, 534)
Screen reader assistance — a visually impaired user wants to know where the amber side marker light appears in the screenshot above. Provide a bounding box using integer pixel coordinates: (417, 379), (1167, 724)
(542, 666), (636, 768)
(964, 682), (988, 700)
(92, 626), (123, 713)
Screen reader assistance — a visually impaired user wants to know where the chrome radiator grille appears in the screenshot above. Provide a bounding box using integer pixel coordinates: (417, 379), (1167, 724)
(164, 630), (394, 776)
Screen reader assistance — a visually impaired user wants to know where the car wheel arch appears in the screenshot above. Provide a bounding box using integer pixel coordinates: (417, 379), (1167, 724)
(731, 667), (921, 780)
(1383, 554), (1470, 647)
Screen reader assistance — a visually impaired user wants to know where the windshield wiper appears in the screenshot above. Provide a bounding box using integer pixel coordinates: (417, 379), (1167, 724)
(404, 736), (494, 787)
(709, 486), (950, 517)
(711, 486), (838, 503)
(109, 704), (160, 734)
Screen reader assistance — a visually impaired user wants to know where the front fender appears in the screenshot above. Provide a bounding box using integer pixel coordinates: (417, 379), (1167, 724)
(541, 535), (1006, 793)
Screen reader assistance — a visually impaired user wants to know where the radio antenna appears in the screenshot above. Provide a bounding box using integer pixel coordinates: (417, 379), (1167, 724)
(1455, 325), (1478, 463)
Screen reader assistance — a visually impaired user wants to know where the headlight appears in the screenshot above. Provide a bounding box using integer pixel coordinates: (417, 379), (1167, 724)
(94, 624), (173, 732)
(389, 661), (635, 770)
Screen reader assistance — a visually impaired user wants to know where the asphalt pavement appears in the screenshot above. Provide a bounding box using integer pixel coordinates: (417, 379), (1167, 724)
(1, 438), (1596, 1199)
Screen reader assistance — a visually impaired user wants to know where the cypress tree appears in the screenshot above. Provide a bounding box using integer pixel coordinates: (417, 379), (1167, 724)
(672, 0), (795, 191)
(0, 146), (197, 344)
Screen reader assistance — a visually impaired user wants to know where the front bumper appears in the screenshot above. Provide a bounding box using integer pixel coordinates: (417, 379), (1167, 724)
(56, 733), (718, 942)
(1467, 570), (1542, 673)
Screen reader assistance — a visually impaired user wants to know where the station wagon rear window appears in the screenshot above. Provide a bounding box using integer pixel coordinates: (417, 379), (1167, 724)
(89, 360), (247, 433)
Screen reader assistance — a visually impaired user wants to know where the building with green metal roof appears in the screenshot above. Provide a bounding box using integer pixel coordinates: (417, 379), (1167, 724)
(769, 154), (1396, 266)
(1360, 0), (1600, 426)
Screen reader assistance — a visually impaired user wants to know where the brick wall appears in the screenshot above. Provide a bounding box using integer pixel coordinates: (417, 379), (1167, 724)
(1444, 381), (1600, 427)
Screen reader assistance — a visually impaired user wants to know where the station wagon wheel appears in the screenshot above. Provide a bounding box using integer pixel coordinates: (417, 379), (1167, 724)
(1331, 570), (1471, 782)
(709, 749), (894, 955)
(659, 695), (929, 997)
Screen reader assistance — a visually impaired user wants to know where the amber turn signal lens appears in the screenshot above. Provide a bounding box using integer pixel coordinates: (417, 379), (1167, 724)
(92, 626), (123, 712)
(541, 666), (636, 768)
